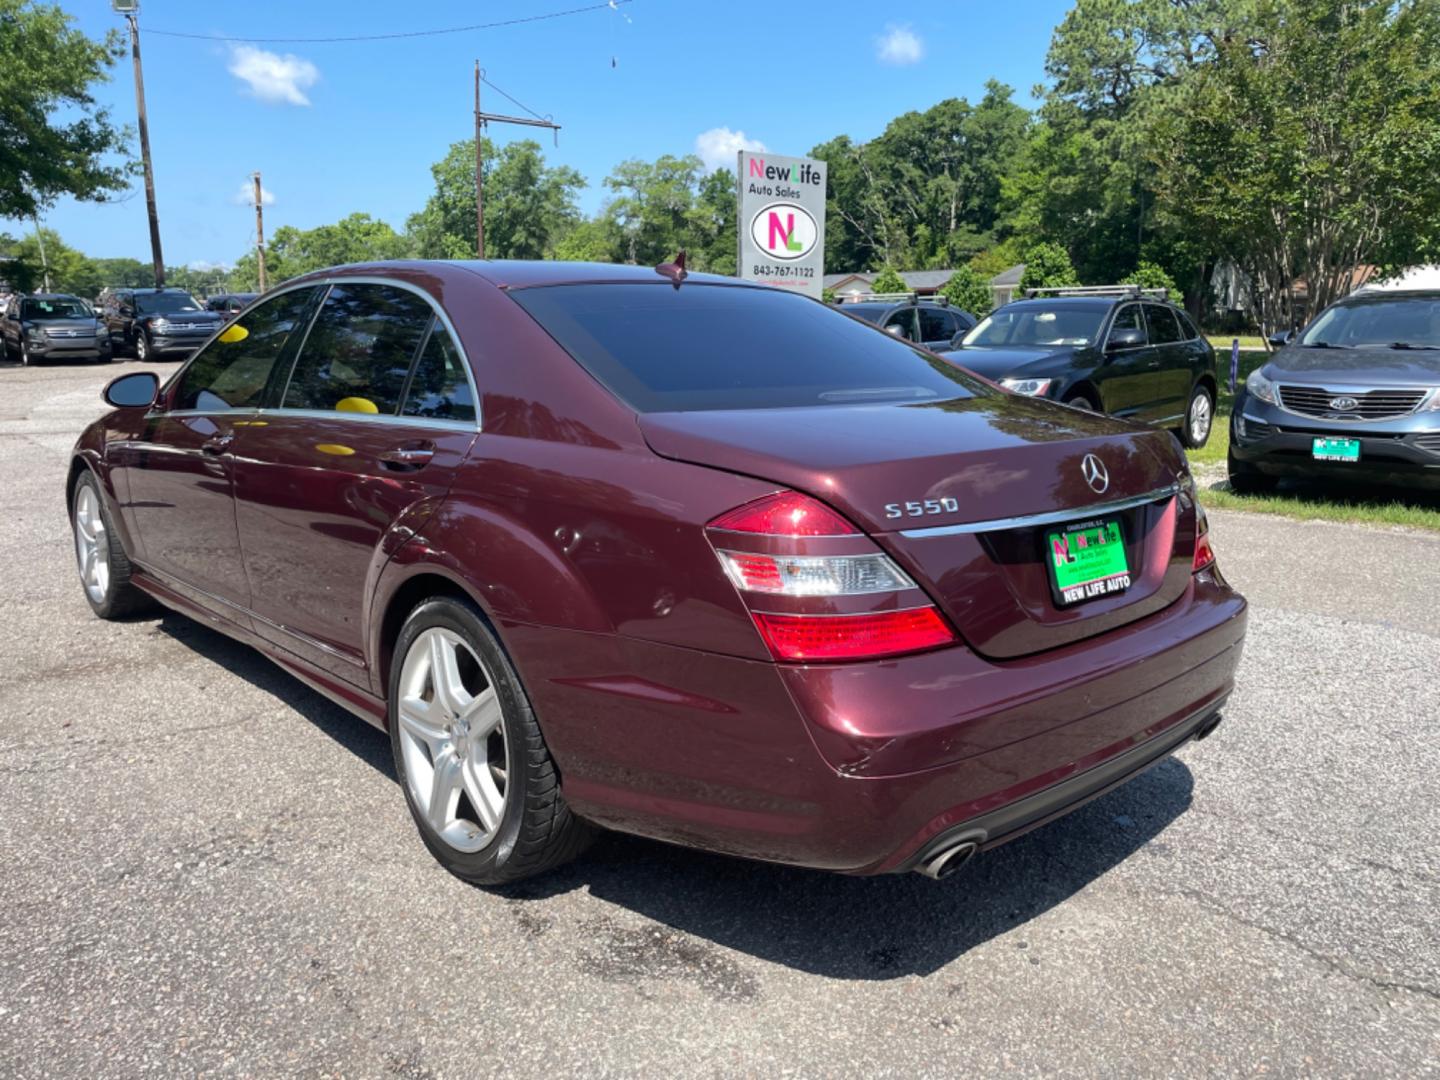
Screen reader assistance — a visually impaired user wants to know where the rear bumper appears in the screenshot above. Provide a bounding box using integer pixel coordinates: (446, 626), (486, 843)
(1231, 392), (1440, 488)
(516, 570), (1247, 875)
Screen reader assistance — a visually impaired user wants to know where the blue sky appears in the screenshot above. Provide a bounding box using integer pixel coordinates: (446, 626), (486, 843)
(15, 0), (1072, 268)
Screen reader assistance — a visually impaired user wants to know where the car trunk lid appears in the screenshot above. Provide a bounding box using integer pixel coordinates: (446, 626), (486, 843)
(640, 395), (1197, 659)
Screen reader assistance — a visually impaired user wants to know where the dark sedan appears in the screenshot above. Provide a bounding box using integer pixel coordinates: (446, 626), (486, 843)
(953, 290), (1219, 448)
(3, 293), (112, 365)
(70, 260), (1245, 885)
(1229, 290), (1440, 492)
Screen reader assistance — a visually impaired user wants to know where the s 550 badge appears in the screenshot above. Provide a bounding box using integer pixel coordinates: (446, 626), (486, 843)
(885, 498), (959, 519)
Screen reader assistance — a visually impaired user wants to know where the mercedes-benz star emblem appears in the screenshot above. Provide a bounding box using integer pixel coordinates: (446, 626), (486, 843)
(1329, 396), (1359, 411)
(1081, 453), (1110, 494)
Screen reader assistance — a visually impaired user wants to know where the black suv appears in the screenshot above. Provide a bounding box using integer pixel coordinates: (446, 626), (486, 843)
(951, 287), (1218, 447)
(101, 287), (223, 361)
(835, 295), (977, 353)
(205, 292), (259, 318)
(1229, 289), (1440, 492)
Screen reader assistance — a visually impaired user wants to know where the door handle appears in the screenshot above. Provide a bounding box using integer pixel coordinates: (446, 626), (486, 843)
(200, 433), (234, 455)
(1147, 359), (1161, 369)
(378, 444), (435, 471)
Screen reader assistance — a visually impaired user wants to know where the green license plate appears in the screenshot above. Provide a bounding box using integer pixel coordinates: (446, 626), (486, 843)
(1313, 436), (1360, 462)
(1045, 518), (1132, 607)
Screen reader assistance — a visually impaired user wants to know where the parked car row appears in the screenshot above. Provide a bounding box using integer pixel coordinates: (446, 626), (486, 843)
(1, 287), (257, 366)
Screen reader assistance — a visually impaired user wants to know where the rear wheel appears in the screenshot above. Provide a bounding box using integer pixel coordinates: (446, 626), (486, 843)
(389, 596), (592, 885)
(72, 471), (154, 618)
(1227, 450), (1277, 495)
(1180, 383), (1215, 448)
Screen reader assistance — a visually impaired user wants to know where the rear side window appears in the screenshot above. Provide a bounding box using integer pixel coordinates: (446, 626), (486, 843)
(174, 287), (318, 411)
(402, 324), (476, 422)
(510, 284), (990, 412)
(1145, 304), (1184, 345)
(283, 283), (433, 414)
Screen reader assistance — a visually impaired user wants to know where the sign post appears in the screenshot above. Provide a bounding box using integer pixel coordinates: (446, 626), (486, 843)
(737, 150), (827, 300)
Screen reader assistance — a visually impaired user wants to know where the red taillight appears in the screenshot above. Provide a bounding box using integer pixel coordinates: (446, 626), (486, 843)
(709, 492), (858, 537)
(708, 490), (957, 662)
(752, 608), (955, 661)
(1193, 504), (1216, 571)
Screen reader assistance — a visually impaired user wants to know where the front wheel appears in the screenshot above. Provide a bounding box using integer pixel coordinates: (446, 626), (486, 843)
(135, 332), (150, 362)
(1064, 391), (1099, 412)
(389, 596), (593, 886)
(72, 471), (154, 619)
(1180, 384), (1215, 448)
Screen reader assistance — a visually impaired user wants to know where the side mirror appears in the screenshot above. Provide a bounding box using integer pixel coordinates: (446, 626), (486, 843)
(950, 330), (968, 348)
(103, 371), (159, 409)
(884, 324), (905, 337)
(1106, 327), (1145, 352)
(1267, 330), (1294, 348)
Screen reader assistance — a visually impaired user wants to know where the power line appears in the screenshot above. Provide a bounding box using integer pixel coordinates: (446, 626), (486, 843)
(142, 0), (632, 45)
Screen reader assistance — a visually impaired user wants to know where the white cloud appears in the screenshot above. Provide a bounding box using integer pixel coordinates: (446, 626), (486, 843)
(232, 180), (275, 207)
(227, 45), (319, 106)
(188, 259), (232, 272)
(875, 24), (924, 66)
(694, 127), (768, 173)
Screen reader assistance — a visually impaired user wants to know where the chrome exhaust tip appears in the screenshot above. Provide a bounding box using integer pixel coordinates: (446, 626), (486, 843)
(916, 839), (979, 880)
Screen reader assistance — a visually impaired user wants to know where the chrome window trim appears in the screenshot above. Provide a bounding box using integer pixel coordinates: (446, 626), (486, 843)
(252, 407), (478, 433)
(162, 275), (482, 432)
(898, 483), (1180, 538)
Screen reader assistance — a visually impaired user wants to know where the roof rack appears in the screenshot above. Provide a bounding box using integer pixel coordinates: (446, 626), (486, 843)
(1022, 285), (1169, 300)
(836, 291), (949, 306)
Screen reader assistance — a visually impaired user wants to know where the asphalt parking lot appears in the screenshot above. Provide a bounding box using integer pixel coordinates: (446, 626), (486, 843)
(2, 359), (1437, 1078)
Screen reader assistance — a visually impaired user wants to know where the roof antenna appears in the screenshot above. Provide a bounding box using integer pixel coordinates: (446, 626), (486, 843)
(655, 250), (688, 288)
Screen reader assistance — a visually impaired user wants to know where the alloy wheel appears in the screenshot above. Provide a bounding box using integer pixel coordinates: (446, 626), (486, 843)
(73, 484), (110, 605)
(396, 627), (509, 853)
(1189, 391), (1213, 444)
(136, 335), (149, 362)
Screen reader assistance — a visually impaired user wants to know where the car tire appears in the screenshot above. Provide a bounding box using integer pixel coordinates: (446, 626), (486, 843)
(1227, 450), (1277, 495)
(1180, 383), (1215, 449)
(1064, 390), (1100, 412)
(71, 470), (155, 619)
(135, 332), (150, 363)
(389, 596), (593, 886)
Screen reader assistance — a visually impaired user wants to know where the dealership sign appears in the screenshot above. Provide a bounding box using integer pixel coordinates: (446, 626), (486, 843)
(737, 150), (827, 300)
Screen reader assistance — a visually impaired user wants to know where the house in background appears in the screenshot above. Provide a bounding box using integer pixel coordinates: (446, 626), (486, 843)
(825, 265), (1026, 309)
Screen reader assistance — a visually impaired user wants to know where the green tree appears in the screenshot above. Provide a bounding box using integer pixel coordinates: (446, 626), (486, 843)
(1149, 0), (1440, 333)
(407, 139), (584, 260)
(601, 154), (706, 266)
(6, 228), (100, 295)
(231, 212), (409, 288)
(870, 265), (907, 294)
(553, 218), (619, 263)
(1125, 260), (1178, 297)
(0, 1), (132, 219)
(939, 264), (994, 316)
(1019, 242), (1080, 290)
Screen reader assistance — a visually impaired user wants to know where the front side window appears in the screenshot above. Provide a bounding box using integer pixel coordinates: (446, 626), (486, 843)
(510, 282), (991, 412)
(402, 324), (476, 422)
(1144, 304), (1184, 345)
(884, 309), (918, 342)
(1108, 304), (1147, 347)
(173, 287), (318, 411)
(918, 308), (954, 342)
(283, 283), (433, 415)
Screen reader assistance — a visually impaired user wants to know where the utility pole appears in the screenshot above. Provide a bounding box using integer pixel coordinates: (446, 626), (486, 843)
(121, 7), (165, 289)
(29, 211), (51, 292)
(472, 62), (561, 259)
(253, 172), (267, 292)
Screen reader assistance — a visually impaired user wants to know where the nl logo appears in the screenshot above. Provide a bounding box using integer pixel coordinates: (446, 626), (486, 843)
(749, 202), (819, 261)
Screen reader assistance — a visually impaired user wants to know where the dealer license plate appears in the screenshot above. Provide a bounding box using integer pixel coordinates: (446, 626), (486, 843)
(1046, 518), (1132, 607)
(1312, 436), (1360, 462)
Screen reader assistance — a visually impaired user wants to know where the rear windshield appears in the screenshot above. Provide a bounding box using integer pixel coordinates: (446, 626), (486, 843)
(509, 283), (990, 412)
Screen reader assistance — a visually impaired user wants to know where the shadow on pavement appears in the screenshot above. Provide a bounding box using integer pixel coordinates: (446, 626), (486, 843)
(154, 612), (394, 779)
(154, 607), (1195, 981)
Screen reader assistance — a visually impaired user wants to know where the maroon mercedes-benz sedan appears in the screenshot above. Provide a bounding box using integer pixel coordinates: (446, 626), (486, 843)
(69, 260), (1246, 884)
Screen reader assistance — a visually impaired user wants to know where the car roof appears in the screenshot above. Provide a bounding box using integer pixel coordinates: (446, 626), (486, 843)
(1339, 289), (1440, 305)
(287, 259), (746, 293)
(26, 293), (84, 301)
